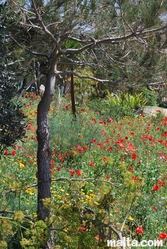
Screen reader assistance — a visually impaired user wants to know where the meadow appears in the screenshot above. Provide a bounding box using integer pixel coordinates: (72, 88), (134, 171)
(0, 92), (167, 249)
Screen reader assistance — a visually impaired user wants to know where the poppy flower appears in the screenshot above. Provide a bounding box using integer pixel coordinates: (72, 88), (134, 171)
(108, 118), (113, 123)
(90, 162), (95, 166)
(131, 153), (137, 160)
(152, 184), (160, 191)
(79, 227), (86, 231)
(65, 104), (70, 109)
(136, 227), (144, 234)
(129, 166), (134, 172)
(162, 132), (167, 137)
(92, 118), (96, 123)
(11, 150), (16, 156)
(158, 232), (167, 240)
(102, 156), (107, 162)
(132, 175), (138, 180)
(152, 206), (157, 211)
(69, 168), (75, 176)
(157, 180), (165, 187)
(75, 169), (81, 176)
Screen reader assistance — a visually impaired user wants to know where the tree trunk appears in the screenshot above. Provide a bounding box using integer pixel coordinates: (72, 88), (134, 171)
(36, 72), (55, 220)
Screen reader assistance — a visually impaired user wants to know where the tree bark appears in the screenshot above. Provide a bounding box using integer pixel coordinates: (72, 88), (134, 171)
(36, 72), (55, 221)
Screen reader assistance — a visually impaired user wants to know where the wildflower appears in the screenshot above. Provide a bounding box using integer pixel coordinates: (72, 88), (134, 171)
(11, 150), (16, 156)
(69, 168), (75, 176)
(108, 118), (113, 123)
(77, 148), (83, 153)
(158, 232), (167, 240)
(65, 104), (70, 109)
(75, 169), (81, 176)
(106, 174), (110, 179)
(131, 153), (137, 160)
(56, 167), (61, 172)
(156, 110), (161, 113)
(162, 132), (167, 137)
(4, 151), (9, 155)
(102, 156), (107, 163)
(107, 146), (113, 151)
(126, 142), (135, 152)
(157, 180), (165, 186)
(129, 166), (134, 172)
(90, 162), (95, 166)
(116, 139), (124, 148)
(82, 146), (87, 151)
(92, 118), (96, 123)
(128, 216), (134, 221)
(79, 226), (86, 231)
(132, 175), (138, 180)
(136, 227), (144, 234)
(152, 206), (157, 211)
(91, 139), (96, 143)
(152, 184), (160, 191)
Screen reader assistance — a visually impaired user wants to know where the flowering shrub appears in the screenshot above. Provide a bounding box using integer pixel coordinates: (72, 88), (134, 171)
(0, 96), (167, 248)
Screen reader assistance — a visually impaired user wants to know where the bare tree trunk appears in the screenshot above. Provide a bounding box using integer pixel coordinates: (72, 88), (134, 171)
(36, 72), (55, 220)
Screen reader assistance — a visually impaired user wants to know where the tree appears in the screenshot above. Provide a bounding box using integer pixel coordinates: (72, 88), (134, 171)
(4, 0), (167, 247)
(0, 2), (26, 155)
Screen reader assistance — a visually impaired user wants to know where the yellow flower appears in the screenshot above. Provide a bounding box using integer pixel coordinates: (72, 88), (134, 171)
(128, 215), (134, 221)
(14, 211), (24, 222)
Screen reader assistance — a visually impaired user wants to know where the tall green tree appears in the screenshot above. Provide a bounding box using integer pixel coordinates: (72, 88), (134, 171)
(0, 2), (26, 155)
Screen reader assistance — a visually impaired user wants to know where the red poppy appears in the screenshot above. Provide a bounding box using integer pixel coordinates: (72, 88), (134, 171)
(56, 167), (61, 172)
(132, 175), (138, 180)
(69, 168), (75, 176)
(99, 121), (105, 125)
(106, 174), (110, 179)
(82, 146), (87, 151)
(77, 148), (83, 153)
(162, 132), (167, 137)
(131, 153), (137, 160)
(90, 162), (95, 166)
(107, 146), (113, 151)
(158, 232), (167, 240)
(4, 151), (9, 155)
(129, 166), (134, 172)
(136, 227), (144, 234)
(92, 118), (96, 123)
(11, 150), (16, 156)
(152, 184), (160, 191)
(102, 156), (107, 162)
(64, 104), (70, 109)
(75, 169), (81, 176)
(79, 227), (86, 231)
(152, 206), (157, 211)
(108, 118), (113, 123)
(91, 139), (96, 143)
(157, 180), (165, 187)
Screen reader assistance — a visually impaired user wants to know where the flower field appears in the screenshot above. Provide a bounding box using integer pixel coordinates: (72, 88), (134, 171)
(0, 94), (167, 248)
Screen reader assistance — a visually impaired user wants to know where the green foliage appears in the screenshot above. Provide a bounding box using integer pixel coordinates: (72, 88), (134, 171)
(141, 87), (158, 106)
(0, 81), (26, 154)
(91, 92), (147, 120)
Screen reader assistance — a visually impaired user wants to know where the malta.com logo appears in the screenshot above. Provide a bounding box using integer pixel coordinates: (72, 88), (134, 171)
(107, 237), (164, 247)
